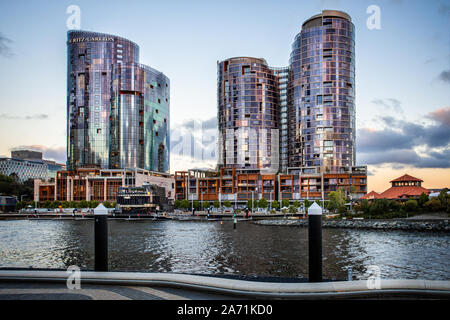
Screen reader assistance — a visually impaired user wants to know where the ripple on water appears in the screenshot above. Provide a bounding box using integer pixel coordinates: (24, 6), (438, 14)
(0, 220), (449, 280)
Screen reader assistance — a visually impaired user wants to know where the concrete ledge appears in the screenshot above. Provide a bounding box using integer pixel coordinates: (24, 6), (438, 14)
(0, 270), (449, 299)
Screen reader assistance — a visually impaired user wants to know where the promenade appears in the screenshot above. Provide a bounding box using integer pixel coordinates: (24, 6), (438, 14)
(0, 269), (449, 300)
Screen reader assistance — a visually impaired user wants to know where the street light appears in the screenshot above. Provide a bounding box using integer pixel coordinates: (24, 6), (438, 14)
(251, 190), (254, 213)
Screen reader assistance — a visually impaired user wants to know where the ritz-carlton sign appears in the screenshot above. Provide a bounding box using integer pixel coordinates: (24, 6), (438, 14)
(68, 36), (114, 44)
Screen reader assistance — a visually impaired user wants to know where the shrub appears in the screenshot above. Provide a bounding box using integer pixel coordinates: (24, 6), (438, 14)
(424, 199), (442, 212)
(404, 199), (418, 212)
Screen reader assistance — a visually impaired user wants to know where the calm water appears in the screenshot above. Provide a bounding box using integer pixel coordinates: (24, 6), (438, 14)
(0, 219), (449, 280)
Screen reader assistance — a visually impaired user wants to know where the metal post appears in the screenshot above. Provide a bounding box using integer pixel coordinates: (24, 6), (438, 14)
(270, 191), (272, 212)
(233, 213), (237, 230)
(308, 203), (322, 282)
(94, 206), (108, 272)
(348, 266), (353, 281)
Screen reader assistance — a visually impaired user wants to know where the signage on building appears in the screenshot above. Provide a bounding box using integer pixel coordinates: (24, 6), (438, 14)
(68, 37), (114, 44)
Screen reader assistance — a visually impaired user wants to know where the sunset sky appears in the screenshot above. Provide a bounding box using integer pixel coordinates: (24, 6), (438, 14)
(0, 0), (449, 192)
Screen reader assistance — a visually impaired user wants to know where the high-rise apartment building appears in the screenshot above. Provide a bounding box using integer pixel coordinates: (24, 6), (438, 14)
(217, 10), (355, 174)
(217, 57), (280, 172)
(288, 10), (355, 172)
(67, 31), (170, 173)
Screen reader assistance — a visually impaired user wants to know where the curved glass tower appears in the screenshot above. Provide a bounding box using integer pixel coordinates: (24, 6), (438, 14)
(67, 31), (169, 172)
(217, 57), (279, 172)
(288, 10), (355, 172)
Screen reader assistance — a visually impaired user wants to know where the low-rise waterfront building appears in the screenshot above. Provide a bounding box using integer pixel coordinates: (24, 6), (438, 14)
(175, 166), (367, 205)
(362, 174), (430, 201)
(33, 167), (174, 206)
(116, 183), (172, 214)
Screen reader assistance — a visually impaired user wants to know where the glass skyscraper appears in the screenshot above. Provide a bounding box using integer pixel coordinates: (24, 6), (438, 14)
(288, 10), (355, 172)
(218, 10), (355, 174)
(217, 57), (280, 172)
(67, 31), (169, 172)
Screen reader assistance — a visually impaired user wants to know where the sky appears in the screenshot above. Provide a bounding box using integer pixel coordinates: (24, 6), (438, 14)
(0, 0), (449, 192)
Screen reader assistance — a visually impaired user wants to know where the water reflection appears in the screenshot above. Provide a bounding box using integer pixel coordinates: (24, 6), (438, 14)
(0, 220), (449, 280)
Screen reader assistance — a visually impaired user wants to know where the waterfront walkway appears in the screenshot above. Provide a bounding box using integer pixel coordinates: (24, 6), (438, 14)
(0, 270), (449, 300)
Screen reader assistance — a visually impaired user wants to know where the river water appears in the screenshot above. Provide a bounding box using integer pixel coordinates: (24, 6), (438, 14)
(0, 219), (449, 280)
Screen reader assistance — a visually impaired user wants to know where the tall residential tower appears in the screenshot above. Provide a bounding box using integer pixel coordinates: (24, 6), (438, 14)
(67, 31), (170, 172)
(217, 10), (356, 174)
(288, 10), (355, 172)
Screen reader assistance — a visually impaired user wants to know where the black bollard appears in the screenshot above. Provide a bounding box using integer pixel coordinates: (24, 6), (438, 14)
(308, 203), (322, 282)
(94, 209), (108, 271)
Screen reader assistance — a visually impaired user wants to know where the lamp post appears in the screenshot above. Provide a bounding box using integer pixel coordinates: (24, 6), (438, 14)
(251, 190), (254, 214)
(201, 191), (204, 211)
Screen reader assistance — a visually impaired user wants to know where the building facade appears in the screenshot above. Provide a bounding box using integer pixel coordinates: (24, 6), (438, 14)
(288, 10), (355, 171)
(67, 30), (169, 173)
(217, 10), (357, 177)
(34, 167), (174, 205)
(175, 166), (367, 204)
(0, 150), (65, 182)
(362, 174), (430, 200)
(217, 57), (280, 173)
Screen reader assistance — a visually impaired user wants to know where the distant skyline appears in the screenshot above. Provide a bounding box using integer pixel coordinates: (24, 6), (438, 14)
(0, 0), (449, 192)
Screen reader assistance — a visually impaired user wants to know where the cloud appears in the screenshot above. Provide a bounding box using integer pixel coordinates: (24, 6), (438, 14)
(0, 113), (49, 120)
(10, 145), (66, 163)
(427, 107), (450, 126)
(371, 98), (403, 113)
(357, 107), (450, 168)
(438, 69), (450, 83)
(0, 33), (13, 58)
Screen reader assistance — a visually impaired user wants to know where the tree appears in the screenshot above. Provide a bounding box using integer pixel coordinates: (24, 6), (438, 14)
(174, 199), (181, 209)
(293, 201), (301, 208)
(180, 199), (190, 210)
(203, 201), (211, 209)
(79, 200), (89, 208)
(89, 200), (99, 208)
(288, 205), (297, 214)
(193, 200), (201, 210)
(438, 189), (449, 211)
(328, 190), (346, 213)
(103, 201), (111, 208)
(272, 200), (280, 210)
(258, 198), (268, 209)
(303, 199), (312, 209)
(61, 201), (70, 208)
(223, 200), (231, 208)
(281, 199), (290, 208)
(418, 192), (429, 207)
(424, 199), (442, 212)
(404, 199), (418, 212)
(69, 201), (78, 208)
(213, 200), (220, 208)
(247, 199), (256, 209)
